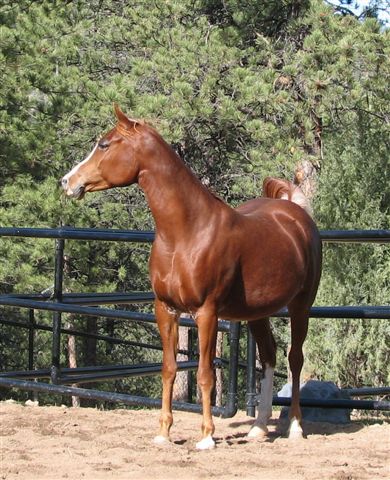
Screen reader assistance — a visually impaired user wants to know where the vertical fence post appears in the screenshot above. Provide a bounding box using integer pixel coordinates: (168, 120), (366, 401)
(51, 238), (64, 384)
(222, 321), (240, 417)
(28, 309), (36, 401)
(246, 328), (257, 417)
(187, 326), (195, 403)
(28, 309), (35, 372)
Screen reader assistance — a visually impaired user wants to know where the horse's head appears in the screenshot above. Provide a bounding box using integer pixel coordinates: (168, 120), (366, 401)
(61, 105), (145, 199)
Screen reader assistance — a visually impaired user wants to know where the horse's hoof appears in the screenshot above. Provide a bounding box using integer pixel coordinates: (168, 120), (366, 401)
(288, 430), (304, 440)
(153, 435), (171, 446)
(247, 424), (268, 439)
(288, 419), (304, 440)
(196, 435), (216, 450)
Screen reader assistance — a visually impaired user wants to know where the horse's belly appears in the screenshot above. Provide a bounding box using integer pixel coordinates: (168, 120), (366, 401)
(219, 297), (289, 321)
(219, 286), (297, 320)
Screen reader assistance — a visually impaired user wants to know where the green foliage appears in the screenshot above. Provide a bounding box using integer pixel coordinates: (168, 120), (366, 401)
(308, 103), (390, 388)
(0, 0), (389, 404)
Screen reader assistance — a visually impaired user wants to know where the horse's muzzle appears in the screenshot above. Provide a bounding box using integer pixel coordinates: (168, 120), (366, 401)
(70, 184), (85, 200)
(61, 177), (68, 190)
(60, 177), (85, 200)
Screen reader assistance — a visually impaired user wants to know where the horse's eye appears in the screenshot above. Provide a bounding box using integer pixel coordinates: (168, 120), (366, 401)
(98, 140), (110, 150)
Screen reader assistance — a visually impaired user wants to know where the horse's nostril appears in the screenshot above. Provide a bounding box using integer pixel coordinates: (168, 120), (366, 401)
(61, 177), (68, 189)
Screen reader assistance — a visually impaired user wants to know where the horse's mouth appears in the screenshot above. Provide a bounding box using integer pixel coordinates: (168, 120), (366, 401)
(68, 185), (85, 200)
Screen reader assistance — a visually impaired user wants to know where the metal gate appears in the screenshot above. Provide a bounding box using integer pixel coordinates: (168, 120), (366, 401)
(0, 227), (389, 414)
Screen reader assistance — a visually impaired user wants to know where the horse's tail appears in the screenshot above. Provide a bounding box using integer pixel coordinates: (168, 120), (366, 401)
(262, 177), (313, 217)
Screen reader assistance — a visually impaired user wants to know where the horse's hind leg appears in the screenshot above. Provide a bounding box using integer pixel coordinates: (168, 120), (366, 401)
(287, 301), (310, 440)
(247, 318), (276, 438)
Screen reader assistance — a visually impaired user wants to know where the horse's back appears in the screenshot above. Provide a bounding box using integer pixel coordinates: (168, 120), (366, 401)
(236, 195), (313, 230)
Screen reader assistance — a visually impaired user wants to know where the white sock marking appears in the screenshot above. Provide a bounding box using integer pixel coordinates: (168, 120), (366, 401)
(248, 364), (274, 438)
(196, 435), (215, 450)
(153, 435), (170, 445)
(288, 418), (303, 439)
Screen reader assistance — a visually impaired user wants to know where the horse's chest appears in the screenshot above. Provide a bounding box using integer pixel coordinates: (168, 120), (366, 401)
(150, 249), (183, 299)
(150, 245), (221, 310)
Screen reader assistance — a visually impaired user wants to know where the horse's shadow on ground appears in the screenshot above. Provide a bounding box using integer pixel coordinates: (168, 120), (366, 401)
(222, 416), (367, 445)
(170, 417), (388, 449)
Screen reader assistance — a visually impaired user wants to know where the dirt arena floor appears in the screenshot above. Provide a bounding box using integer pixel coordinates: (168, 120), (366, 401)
(0, 401), (389, 480)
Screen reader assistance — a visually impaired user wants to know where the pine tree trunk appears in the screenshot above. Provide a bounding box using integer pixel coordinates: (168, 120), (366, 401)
(66, 317), (80, 408)
(215, 331), (223, 407)
(105, 319), (115, 355)
(173, 325), (189, 402)
(294, 102), (322, 200)
(294, 159), (319, 199)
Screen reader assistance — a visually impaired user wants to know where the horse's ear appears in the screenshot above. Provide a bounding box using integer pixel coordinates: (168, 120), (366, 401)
(114, 104), (140, 129)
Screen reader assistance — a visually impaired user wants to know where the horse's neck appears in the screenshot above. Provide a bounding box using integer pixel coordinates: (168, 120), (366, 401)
(138, 141), (220, 242)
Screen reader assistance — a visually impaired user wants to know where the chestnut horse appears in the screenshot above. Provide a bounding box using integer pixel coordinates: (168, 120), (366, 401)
(61, 105), (322, 449)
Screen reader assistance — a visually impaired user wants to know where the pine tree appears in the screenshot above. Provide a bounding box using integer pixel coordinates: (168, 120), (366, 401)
(1, 0), (388, 398)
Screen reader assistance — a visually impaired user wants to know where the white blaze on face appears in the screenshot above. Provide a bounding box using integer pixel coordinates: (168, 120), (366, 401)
(62, 142), (99, 196)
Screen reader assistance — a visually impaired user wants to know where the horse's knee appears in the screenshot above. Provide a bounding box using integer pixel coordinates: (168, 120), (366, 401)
(197, 365), (214, 390)
(162, 363), (177, 383)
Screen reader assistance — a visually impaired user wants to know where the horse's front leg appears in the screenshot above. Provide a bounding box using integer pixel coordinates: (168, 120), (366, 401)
(195, 308), (218, 450)
(154, 299), (179, 445)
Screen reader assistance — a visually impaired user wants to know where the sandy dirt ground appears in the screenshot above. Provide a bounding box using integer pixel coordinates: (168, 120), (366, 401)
(0, 401), (389, 480)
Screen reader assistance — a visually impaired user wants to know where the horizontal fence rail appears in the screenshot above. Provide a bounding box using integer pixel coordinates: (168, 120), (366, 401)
(0, 360), (200, 384)
(1, 296), (389, 320)
(0, 296), (232, 331)
(0, 226), (389, 416)
(0, 226), (155, 242)
(273, 396), (390, 411)
(0, 376), (232, 416)
(0, 226), (389, 243)
(319, 229), (390, 243)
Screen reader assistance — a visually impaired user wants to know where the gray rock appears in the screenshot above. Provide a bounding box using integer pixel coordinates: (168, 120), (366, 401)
(278, 380), (351, 423)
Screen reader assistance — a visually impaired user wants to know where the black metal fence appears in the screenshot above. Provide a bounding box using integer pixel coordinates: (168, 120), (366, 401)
(0, 226), (389, 416)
